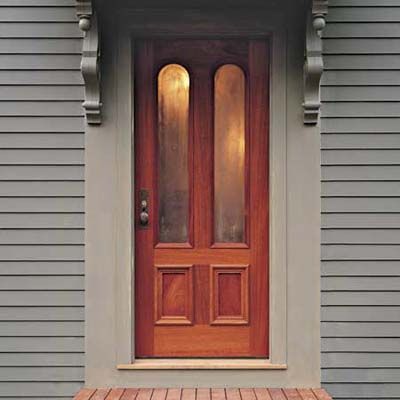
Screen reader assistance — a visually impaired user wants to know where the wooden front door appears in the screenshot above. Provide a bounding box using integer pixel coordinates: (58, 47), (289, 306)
(135, 39), (269, 358)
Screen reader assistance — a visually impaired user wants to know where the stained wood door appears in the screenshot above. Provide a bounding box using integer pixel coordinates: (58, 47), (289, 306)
(135, 39), (269, 357)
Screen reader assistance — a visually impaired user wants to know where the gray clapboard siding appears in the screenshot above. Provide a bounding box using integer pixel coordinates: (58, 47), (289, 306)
(0, 245), (84, 261)
(0, 322), (83, 337)
(0, 276), (84, 290)
(0, 337), (84, 353)
(0, 55), (81, 70)
(322, 338), (400, 352)
(0, 86), (84, 101)
(322, 260), (400, 275)
(321, 3), (400, 399)
(322, 384), (400, 399)
(323, 166), (400, 181)
(0, 39), (83, 54)
(0, 182), (84, 196)
(322, 307), (400, 322)
(322, 118), (400, 133)
(0, 214), (84, 229)
(330, 0), (400, 5)
(322, 150), (400, 165)
(322, 197), (400, 213)
(322, 230), (400, 245)
(0, 166), (84, 181)
(0, 291), (84, 306)
(321, 102), (400, 118)
(0, 307), (84, 321)
(0, 8), (77, 22)
(0, 198), (84, 213)
(322, 322), (400, 337)
(327, 7), (400, 22)
(322, 352), (400, 368)
(0, 102), (84, 116)
(322, 86), (400, 101)
(322, 181), (400, 197)
(322, 293), (400, 307)
(0, 23), (82, 38)
(0, 71), (83, 85)
(324, 39), (400, 54)
(0, 117), (84, 132)
(0, 1), (84, 399)
(0, 230), (84, 245)
(322, 71), (400, 86)
(322, 133), (400, 149)
(0, 382), (84, 398)
(324, 23), (400, 38)
(321, 8), (400, 400)
(0, 353), (84, 367)
(0, 134), (84, 149)
(322, 368), (400, 383)
(0, 0), (76, 5)
(322, 244), (400, 260)
(0, 366), (84, 382)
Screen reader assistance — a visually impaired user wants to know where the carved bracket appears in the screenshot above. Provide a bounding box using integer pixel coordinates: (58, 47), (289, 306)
(304, 0), (328, 125)
(76, 0), (101, 125)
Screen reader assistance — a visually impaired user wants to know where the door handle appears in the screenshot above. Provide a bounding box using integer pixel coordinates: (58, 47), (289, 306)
(140, 200), (149, 226)
(139, 189), (150, 227)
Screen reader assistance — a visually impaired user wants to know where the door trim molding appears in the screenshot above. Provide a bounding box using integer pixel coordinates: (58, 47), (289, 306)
(85, 0), (321, 387)
(117, 359), (287, 370)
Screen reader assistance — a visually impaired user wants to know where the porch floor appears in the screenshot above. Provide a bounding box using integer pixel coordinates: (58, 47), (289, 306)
(73, 388), (332, 400)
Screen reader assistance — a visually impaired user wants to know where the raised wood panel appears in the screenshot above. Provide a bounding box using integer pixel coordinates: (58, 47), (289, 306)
(210, 265), (249, 325)
(155, 265), (193, 325)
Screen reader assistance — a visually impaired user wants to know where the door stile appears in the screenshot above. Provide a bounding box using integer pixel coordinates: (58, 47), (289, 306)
(248, 40), (270, 355)
(135, 40), (156, 356)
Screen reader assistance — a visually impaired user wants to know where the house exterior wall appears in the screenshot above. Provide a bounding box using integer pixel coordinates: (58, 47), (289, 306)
(0, 0), (399, 399)
(0, 1), (85, 399)
(321, 1), (400, 399)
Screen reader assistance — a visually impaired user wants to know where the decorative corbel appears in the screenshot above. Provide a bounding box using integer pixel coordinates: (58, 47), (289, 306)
(303, 0), (328, 125)
(76, 0), (101, 125)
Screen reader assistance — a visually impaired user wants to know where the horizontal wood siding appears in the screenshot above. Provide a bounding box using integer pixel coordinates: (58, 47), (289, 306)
(0, 1), (84, 399)
(322, 1), (400, 399)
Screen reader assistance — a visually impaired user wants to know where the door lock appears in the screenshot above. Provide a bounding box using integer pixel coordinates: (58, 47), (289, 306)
(139, 189), (150, 227)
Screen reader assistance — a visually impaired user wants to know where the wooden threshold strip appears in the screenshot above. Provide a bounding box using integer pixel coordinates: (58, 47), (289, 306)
(73, 388), (332, 400)
(117, 359), (287, 370)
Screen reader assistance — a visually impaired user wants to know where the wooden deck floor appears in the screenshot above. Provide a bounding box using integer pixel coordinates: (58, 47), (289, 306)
(74, 388), (332, 400)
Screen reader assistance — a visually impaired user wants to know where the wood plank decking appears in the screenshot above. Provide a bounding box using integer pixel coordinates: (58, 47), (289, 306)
(73, 388), (332, 400)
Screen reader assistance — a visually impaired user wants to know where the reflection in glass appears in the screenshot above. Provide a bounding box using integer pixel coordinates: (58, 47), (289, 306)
(158, 64), (190, 243)
(214, 64), (246, 243)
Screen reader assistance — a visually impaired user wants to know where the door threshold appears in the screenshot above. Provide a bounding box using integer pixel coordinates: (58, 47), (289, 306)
(117, 359), (287, 370)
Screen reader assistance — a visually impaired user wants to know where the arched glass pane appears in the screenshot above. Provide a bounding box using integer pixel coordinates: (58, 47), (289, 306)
(214, 64), (246, 243)
(158, 64), (190, 243)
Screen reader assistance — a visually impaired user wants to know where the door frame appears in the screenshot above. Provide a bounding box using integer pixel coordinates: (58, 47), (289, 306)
(85, 0), (321, 387)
